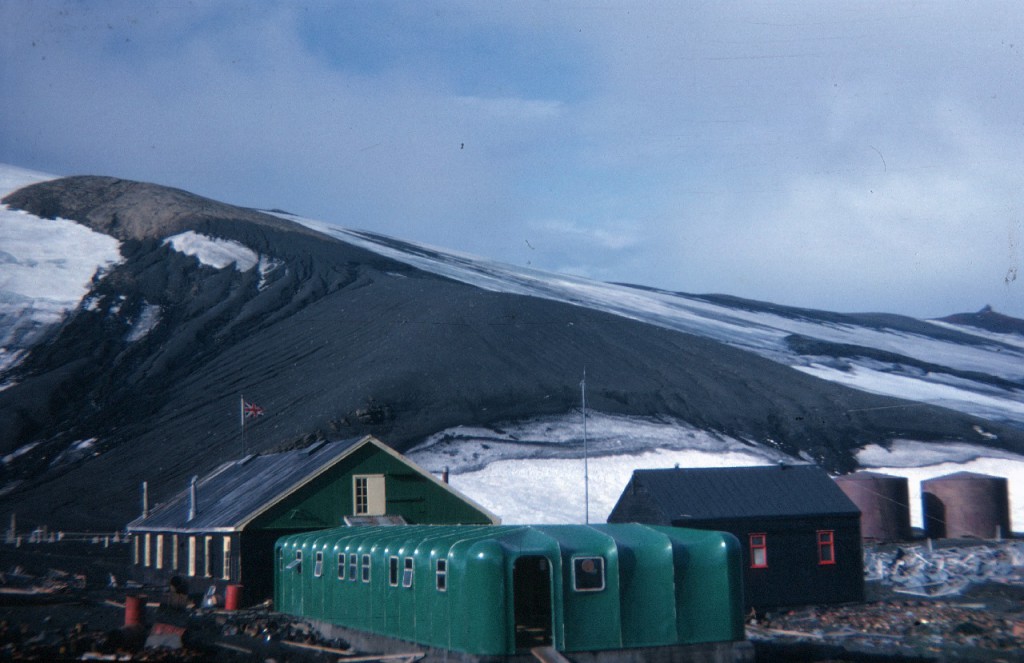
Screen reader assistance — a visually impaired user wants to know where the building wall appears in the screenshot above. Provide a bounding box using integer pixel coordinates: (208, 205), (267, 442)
(252, 443), (494, 530)
(670, 515), (863, 609)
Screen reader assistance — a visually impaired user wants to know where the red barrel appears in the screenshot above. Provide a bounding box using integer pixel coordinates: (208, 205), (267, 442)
(124, 595), (145, 626)
(224, 584), (242, 611)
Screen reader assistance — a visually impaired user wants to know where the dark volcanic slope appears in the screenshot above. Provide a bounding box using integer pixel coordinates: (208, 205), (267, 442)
(3, 176), (1023, 528)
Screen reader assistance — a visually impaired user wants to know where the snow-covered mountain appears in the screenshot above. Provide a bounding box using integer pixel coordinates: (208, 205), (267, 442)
(2, 165), (1023, 529)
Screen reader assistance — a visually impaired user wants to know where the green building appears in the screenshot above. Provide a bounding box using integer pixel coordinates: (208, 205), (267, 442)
(275, 523), (747, 658)
(127, 436), (497, 604)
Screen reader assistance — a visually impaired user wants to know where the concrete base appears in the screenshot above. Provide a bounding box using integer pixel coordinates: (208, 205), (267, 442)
(311, 620), (754, 663)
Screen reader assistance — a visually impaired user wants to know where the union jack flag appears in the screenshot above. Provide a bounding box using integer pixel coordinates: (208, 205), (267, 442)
(243, 401), (264, 418)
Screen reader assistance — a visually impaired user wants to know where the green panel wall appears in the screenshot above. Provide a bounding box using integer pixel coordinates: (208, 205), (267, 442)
(274, 524), (746, 656)
(253, 443), (493, 531)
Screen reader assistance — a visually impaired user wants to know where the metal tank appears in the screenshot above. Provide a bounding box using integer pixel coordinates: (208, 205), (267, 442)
(835, 471), (912, 542)
(921, 471), (1011, 539)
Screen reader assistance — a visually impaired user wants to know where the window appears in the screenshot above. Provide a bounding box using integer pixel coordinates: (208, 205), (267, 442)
(203, 536), (213, 577)
(436, 559), (447, 592)
(361, 554), (371, 583)
(188, 536), (197, 577)
(144, 533), (151, 567)
(133, 535), (140, 565)
(389, 556), (400, 586)
(172, 534), (179, 571)
(817, 530), (836, 565)
(353, 475), (386, 515)
(222, 537), (232, 580)
(156, 535), (164, 570)
(314, 551), (324, 578)
(572, 556), (605, 592)
(749, 533), (767, 568)
(337, 553), (345, 580)
(402, 557), (414, 588)
(294, 550), (303, 574)
(348, 553), (358, 581)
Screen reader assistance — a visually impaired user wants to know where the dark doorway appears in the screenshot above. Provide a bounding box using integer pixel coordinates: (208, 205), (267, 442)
(513, 555), (553, 650)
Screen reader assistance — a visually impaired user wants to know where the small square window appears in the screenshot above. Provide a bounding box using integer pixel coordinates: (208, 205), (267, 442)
(361, 554), (371, 583)
(402, 557), (414, 588)
(572, 556), (605, 592)
(749, 533), (767, 568)
(436, 559), (447, 592)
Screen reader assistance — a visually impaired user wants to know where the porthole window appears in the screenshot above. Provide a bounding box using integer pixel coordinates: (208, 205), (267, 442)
(572, 556), (605, 592)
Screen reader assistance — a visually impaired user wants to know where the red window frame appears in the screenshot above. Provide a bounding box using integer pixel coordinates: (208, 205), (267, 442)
(817, 530), (836, 565)
(749, 533), (767, 568)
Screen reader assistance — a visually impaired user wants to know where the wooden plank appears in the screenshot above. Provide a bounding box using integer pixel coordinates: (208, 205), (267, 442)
(531, 645), (572, 663)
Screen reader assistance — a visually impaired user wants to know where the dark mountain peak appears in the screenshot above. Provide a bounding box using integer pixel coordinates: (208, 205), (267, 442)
(1, 175), (312, 242)
(938, 305), (1024, 336)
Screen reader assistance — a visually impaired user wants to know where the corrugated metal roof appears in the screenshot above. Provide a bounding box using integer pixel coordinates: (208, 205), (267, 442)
(629, 464), (860, 522)
(127, 436), (367, 532)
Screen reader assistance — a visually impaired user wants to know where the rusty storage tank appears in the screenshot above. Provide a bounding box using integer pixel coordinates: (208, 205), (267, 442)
(835, 471), (912, 542)
(921, 471), (1011, 539)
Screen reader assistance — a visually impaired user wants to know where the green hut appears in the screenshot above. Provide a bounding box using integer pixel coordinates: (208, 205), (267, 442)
(275, 523), (745, 657)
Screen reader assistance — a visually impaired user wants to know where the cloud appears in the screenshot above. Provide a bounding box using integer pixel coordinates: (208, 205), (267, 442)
(1, 2), (1022, 318)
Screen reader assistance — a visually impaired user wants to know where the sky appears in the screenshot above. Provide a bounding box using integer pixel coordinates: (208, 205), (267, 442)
(1, 1), (1022, 319)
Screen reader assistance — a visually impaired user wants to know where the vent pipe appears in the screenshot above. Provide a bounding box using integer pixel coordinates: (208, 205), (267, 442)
(188, 476), (198, 522)
(142, 481), (149, 519)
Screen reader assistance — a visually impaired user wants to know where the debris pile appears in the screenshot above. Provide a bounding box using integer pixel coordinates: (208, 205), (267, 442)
(865, 541), (1024, 597)
(750, 598), (1024, 659)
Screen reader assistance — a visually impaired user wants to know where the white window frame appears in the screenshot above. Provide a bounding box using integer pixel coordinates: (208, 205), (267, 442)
(171, 534), (179, 571)
(571, 556), (606, 592)
(353, 475), (386, 516)
(222, 536), (232, 580)
(155, 534), (164, 570)
(144, 533), (151, 567)
(389, 555), (400, 587)
(436, 558), (447, 592)
(337, 552), (345, 580)
(361, 554), (371, 583)
(314, 551), (324, 578)
(402, 556), (414, 588)
(188, 536), (197, 577)
(203, 535), (213, 577)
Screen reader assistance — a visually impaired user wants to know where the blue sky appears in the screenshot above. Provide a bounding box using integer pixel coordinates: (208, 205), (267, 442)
(2, 1), (1022, 318)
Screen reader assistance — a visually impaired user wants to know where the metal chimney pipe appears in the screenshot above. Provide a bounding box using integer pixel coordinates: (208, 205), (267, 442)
(188, 476), (198, 522)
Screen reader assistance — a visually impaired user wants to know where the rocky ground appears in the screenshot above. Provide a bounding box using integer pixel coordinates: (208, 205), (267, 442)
(2, 538), (1023, 661)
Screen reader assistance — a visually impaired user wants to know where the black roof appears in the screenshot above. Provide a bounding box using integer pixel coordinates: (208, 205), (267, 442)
(623, 464), (860, 523)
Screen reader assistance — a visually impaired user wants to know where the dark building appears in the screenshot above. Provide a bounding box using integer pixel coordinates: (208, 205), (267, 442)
(126, 435), (497, 605)
(608, 464), (864, 609)
(922, 471), (1011, 539)
(835, 471), (912, 542)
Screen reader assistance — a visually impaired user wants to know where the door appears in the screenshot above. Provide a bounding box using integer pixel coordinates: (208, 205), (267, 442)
(513, 555), (553, 650)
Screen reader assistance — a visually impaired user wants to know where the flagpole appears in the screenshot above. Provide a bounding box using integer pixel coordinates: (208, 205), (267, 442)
(581, 368), (589, 525)
(240, 395), (246, 457)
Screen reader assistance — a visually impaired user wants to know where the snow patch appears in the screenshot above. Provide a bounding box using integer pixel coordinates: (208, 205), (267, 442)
(125, 303), (161, 342)
(2, 441), (41, 465)
(1, 169), (122, 372)
(163, 231), (258, 271)
(409, 411), (793, 523)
